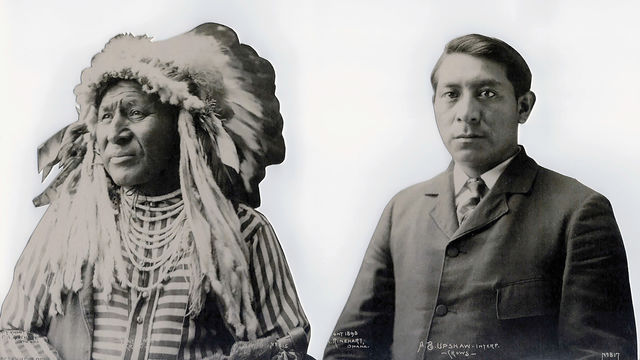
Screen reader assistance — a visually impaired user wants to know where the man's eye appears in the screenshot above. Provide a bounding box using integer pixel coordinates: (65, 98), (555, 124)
(129, 109), (145, 119)
(100, 113), (112, 122)
(479, 90), (496, 98)
(443, 91), (459, 99)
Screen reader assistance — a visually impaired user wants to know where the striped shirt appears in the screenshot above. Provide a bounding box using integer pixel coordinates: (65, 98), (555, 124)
(0, 201), (309, 359)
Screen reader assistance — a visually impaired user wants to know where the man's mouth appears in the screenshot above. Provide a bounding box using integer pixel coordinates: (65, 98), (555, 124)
(455, 134), (483, 139)
(109, 154), (136, 164)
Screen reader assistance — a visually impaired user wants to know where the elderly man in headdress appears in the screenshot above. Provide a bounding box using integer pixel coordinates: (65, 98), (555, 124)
(0, 23), (310, 359)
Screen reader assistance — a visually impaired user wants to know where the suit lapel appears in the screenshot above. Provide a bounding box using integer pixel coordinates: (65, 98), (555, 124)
(426, 165), (458, 240)
(452, 192), (508, 240)
(429, 149), (539, 243)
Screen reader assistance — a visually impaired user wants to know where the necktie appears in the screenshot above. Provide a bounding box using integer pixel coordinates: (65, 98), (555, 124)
(456, 177), (488, 224)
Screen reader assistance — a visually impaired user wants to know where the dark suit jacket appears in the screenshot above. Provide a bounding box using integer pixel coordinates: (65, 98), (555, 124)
(324, 149), (636, 360)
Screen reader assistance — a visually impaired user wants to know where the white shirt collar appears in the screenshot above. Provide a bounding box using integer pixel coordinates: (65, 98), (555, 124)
(453, 147), (521, 195)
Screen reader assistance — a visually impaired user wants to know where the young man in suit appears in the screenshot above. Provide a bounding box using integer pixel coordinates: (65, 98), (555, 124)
(324, 34), (636, 360)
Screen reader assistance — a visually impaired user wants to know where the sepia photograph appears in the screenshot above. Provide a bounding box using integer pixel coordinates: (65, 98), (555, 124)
(1, 1), (639, 359)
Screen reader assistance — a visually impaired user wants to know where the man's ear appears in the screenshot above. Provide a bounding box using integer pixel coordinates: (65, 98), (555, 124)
(516, 91), (536, 124)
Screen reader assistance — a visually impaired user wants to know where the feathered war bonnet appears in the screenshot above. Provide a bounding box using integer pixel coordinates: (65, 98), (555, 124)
(32, 23), (285, 340)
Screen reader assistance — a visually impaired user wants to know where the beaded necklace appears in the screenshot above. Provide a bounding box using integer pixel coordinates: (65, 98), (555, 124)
(118, 188), (190, 292)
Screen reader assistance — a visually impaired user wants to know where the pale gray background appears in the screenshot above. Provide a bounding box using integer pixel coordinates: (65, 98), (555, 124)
(1, 1), (639, 358)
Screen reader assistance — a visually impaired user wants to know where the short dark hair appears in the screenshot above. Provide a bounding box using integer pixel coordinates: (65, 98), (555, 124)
(430, 34), (532, 98)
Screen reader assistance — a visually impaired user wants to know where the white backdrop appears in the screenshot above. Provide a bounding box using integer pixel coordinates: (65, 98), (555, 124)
(1, 1), (639, 358)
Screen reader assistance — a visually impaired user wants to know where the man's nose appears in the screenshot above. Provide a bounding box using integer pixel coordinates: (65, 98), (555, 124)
(455, 94), (480, 124)
(107, 111), (132, 144)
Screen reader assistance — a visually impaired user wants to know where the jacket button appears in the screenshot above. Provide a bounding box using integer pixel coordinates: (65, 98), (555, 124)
(136, 316), (143, 324)
(446, 247), (459, 257)
(435, 304), (448, 316)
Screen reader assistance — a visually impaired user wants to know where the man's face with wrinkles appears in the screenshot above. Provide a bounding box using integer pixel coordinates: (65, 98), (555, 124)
(96, 80), (180, 195)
